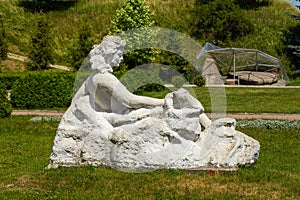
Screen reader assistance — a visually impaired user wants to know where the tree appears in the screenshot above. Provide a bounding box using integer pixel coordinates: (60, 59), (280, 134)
(111, 0), (154, 34)
(0, 83), (12, 118)
(27, 14), (53, 71)
(18, 0), (77, 13)
(235, 0), (270, 9)
(195, 0), (270, 8)
(192, 0), (253, 45)
(285, 24), (300, 73)
(0, 15), (8, 61)
(110, 0), (155, 68)
(70, 23), (93, 70)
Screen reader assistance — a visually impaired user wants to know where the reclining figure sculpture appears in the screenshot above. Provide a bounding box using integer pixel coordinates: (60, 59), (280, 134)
(48, 36), (260, 171)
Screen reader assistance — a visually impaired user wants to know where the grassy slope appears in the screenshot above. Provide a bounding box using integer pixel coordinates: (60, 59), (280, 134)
(0, 0), (299, 70)
(0, 116), (299, 199)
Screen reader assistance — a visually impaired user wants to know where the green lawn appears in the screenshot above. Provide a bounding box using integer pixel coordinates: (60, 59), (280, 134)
(0, 116), (299, 199)
(143, 87), (300, 114)
(223, 87), (300, 114)
(288, 78), (300, 86)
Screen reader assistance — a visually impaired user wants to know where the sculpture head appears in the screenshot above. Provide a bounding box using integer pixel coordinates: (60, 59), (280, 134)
(89, 36), (126, 73)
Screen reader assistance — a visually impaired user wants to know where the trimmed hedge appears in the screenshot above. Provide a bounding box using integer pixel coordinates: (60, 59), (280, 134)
(0, 83), (12, 118)
(11, 72), (75, 109)
(0, 72), (26, 90)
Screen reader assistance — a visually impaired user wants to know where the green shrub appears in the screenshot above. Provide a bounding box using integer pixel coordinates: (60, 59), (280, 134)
(0, 83), (12, 118)
(293, 70), (300, 79)
(119, 68), (164, 93)
(27, 14), (53, 71)
(11, 72), (75, 109)
(110, 0), (156, 68)
(193, 74), (205, 87)
(69, 22), (93, 70)
(134, 83), (166, 95)
(192, 0), (253, 44)
(0, 15), (8, 61)
(171, 75), (185, 88)
(18, 0), (76, 13)
(235, 0), (271, 8)
(111, 0), (154, 34)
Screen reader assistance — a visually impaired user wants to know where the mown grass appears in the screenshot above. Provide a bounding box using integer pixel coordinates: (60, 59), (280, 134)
(223, 87), (300, 114)
(288, 78), (300, 86)
(0, 116), (299, 199)
(143, 87), (300, 114)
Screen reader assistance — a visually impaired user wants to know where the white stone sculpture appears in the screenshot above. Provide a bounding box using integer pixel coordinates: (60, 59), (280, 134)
(48, 36), (260, 171)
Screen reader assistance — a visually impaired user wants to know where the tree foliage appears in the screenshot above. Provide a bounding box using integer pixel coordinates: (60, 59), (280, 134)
(193, 74), (205, 87)
(286, 24), (300, 73)
(111, 0), (154, 34)
(196, 0), (270, 8)
(192, 0), (253, 45)
(0, 82), (12, 118)
(70, 23), (93, 70)
(235, 0), (271, 9)
(0, 15), (8, 61)
(18, 0), (77, 13)
(281, 12), (300, 74)
(27, 14), (53, 71)
(0, 83), (11, 118)
(111, 0), (155, 68)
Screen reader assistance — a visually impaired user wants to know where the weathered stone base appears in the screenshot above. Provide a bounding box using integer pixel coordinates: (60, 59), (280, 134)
(48, 90), (260, 171)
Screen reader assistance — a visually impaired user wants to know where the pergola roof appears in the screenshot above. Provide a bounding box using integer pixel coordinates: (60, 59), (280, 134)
(198, 43), (289, 85)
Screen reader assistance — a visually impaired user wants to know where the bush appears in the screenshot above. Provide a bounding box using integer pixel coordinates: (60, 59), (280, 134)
(27, 14), (53, 71)
(193, 74), (205, 87)
(235, 0), (271, 9)
(69, 22), (93, 70)
(171, 75), (185, 88)
(134, 83), (166, 95)
(293, 70), (300, 79)
(11, 72), (75, 109)
(0, 83), (12, 118)
(119, 68), (164, 93)
(18, 0), (77, 13)
(0, 15), (8, 61)
(192, 0), (253, 44)
(110, 0), (156, 68)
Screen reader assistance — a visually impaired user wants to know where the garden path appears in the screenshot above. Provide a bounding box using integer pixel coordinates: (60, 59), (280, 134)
(11, 110), (300, 120)
(7, 53), (71, 71)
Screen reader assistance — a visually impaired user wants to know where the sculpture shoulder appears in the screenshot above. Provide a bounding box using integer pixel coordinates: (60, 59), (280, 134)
(90, 73), (120, 88)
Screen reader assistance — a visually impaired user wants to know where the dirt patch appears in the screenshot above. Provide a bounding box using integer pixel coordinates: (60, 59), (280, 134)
(12, 110), (65, 116)
(1, 59), (26, 72)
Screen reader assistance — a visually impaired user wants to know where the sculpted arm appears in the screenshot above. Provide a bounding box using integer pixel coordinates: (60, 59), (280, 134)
(93, 73), (164, 109)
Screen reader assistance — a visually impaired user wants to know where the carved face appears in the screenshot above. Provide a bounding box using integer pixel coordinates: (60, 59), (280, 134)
(90, 36), (125, 73)
(110, 49), (124, 67)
